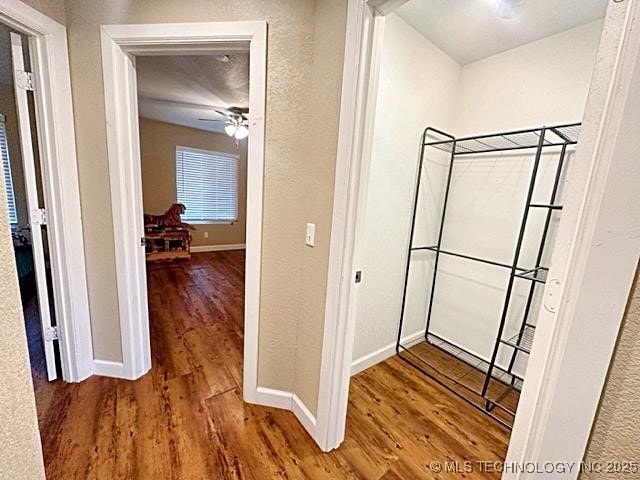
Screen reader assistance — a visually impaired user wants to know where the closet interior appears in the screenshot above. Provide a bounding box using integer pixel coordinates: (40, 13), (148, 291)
(397, 123), (580, 427)
(351, 0), (608, 434)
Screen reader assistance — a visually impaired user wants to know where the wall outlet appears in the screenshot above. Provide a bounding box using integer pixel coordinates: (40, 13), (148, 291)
(204, 231), (209, 239)
(305, 223), (316, 247)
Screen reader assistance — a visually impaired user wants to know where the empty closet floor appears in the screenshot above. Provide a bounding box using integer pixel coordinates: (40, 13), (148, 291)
(348, 355), (512, 476)
(399, 340), (521, 426)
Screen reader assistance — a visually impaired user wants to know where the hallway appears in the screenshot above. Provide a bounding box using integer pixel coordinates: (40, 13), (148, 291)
(34, 251), (509, 479)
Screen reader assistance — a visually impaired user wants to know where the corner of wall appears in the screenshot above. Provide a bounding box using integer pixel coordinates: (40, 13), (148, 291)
(291, 0), (349, 418)
(254, 386), (320, 446)
(0, 179), (45, 479)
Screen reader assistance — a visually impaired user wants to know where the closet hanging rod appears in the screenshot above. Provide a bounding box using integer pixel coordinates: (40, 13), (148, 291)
(529, 203), (563, 210)
(411, 245), (530, 272)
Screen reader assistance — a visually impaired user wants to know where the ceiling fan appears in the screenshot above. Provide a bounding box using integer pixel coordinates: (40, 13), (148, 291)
(198, 106), (249, 140)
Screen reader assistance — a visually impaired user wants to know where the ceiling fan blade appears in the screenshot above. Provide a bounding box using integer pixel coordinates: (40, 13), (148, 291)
(198, 118), (225, 122)
(228, 106), (249, 115)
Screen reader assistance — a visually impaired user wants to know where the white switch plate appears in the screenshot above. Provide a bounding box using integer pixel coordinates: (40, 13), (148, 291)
(305, 223), (316, 247)
(204, 231), (209, 239)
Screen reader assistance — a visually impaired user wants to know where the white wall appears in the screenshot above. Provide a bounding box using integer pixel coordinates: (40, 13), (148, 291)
(351, 14), (460, 372)
(352, 17), (603, 374)
(453, 21), (604, 135)
(431, 20), (603, 369)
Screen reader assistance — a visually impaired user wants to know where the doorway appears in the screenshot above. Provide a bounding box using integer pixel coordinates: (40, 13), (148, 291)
(0, 0), (92, 386)
(352, 1), (606, 430)
(1, 25), (60, 385)
(136, 52), (249, 395)
(99, 22), (266, 403)
(320, 0), (640, 468)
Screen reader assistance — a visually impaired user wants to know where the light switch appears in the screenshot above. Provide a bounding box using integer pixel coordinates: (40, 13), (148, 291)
(204, 231), (209, 239)
(305, 223), (316, 247)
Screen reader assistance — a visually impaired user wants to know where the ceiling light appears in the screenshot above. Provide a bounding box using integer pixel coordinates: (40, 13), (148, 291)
(234, 124), (249, 140)
(224, 123), (237, 136)
(215, 54), (230, 63)
(496, 0), (526, 19)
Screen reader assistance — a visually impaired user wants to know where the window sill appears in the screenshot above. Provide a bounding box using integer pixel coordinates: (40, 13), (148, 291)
(187, 220), (237, 225)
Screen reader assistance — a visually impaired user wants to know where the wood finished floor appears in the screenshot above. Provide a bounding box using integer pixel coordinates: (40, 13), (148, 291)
(400, 342), (521, 426)
(30, 251), (510, 479)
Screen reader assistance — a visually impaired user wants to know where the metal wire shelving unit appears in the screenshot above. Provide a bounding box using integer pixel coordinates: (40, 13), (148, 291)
(396, 123), (581, 428)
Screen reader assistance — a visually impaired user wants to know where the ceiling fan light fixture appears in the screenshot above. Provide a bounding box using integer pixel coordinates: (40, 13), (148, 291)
(234, 124), (249, 140)
(224, 123), (237, 136)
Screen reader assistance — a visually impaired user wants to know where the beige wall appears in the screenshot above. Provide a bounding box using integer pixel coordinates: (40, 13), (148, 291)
(0, 164), (45, 476)
(582, 271), (640, 478)
(139, 117), (247, 248)
(64, 0), (347, 410)
(21, 0), (65, 25)
(293, 0), (348, 412)
(0, 175), (45, 478)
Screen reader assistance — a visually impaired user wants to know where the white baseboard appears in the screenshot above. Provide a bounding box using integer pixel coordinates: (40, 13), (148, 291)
(191, 243), (246, 253)
(351, 331), (424, 376)
(254, 386), (294, 410)
(253, 387), (319, 445)
(93, 359), (127, 378)
(292, 393), (318, 435)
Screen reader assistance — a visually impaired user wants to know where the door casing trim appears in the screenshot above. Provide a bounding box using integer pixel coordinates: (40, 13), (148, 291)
(0, 0), (93, 382)
(99, 21), (267, 405)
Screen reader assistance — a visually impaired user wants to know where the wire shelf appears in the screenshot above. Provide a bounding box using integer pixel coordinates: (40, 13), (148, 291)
(514, 266), (548, 284)
(425, 123), (580, 155)
(501, 325), (536, 354)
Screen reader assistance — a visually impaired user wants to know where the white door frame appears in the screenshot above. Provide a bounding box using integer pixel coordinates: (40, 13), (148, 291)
(315, 0), (385, 450)
(319, 0), (640, 473)
(0, 0), (93, 382)
(99, 21), (266, 401)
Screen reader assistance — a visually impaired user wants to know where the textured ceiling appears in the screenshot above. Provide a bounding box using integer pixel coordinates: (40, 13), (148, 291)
(395, 0), (608, 65)
(136, 54), (249, 133)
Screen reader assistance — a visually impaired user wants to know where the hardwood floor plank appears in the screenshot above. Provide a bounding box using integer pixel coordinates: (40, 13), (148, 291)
(28, 250), (510, 479)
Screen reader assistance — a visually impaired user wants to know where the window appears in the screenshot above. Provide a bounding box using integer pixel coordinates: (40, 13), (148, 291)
(0, 115), (18, 225)
(176, 146), (238, 223)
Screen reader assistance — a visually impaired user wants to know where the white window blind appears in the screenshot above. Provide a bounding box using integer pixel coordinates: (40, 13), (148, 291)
(176, 146), (238, 222)
(0, 116), (18, 225)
